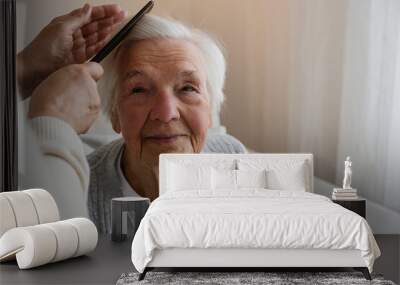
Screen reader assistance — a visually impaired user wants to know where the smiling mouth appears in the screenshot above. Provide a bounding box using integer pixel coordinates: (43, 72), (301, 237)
(144, 134), (187, 144)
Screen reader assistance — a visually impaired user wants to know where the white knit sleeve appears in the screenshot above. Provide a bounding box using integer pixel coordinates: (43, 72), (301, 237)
(26, 116), (89, 219)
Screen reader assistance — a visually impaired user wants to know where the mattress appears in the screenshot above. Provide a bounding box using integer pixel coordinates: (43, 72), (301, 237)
(131, 189), (380, 273)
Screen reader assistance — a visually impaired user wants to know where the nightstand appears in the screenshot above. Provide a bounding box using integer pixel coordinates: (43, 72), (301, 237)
(111, 197), (150, 242)
(332, 198), (366, 218)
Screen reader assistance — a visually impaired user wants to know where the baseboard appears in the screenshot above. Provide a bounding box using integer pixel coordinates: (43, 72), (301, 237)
(314, 177), (400, 234)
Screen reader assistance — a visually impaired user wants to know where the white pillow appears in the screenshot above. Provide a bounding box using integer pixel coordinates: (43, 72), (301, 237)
(212, 169), (237, 190)
(212, 169), (268, 190)
(167, 163), (212, 191)
(236, 169), (268, 188)
(267, 163), (306, 191)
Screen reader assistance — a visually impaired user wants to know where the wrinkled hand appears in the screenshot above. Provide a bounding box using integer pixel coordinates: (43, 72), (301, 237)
(18, 4), (126, 99)
(28, 63), (104, 134)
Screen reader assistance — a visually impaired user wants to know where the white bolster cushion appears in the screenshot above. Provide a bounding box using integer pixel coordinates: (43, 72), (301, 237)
(64, 218), (98, 257)
(0, 191), (39, 228)
(0, 196), (17, 237)
(42, 221), (79, 262)
(23, 189), (59, 224)
(0, 226), (57, 268)
(0, 189), (60, 238)
(0, 218), (97, 269)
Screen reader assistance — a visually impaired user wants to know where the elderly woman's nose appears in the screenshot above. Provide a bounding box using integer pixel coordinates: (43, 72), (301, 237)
(149, 92), (180, 122)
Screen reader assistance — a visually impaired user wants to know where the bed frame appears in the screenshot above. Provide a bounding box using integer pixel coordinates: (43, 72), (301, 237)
(138, 154), (371, 281)
(139, 248), (371, 280)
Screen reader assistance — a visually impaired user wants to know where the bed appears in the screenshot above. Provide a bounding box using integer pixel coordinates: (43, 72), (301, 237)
(131, 154), (381, 280)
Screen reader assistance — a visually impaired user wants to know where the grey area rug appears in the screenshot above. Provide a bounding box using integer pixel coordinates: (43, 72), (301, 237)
(116, 272), (396, 285)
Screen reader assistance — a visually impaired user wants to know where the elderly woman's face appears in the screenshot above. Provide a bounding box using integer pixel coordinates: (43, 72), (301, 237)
(112, 38), (211, 165)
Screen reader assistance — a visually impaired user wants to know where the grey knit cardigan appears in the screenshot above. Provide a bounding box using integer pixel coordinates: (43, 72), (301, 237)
(87, 133), (247, 233)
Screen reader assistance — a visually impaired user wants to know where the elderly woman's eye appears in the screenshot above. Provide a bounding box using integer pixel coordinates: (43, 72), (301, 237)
(131, 87), (147, 94)
(181, 85), (198, 93)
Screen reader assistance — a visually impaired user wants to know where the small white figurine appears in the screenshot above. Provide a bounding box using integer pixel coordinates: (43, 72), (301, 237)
(342, 156), (352, 189)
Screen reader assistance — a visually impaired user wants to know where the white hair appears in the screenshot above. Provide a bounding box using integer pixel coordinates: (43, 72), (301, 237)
(98, 15), (226, 121)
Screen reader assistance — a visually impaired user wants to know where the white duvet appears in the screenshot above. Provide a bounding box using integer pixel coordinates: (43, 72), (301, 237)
(131, 190), (380, 273)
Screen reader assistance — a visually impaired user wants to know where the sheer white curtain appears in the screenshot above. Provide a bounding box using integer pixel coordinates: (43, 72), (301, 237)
(282, 0), (400, 213)
(335, 0), (400, 212)
(219, 0), (400, 214)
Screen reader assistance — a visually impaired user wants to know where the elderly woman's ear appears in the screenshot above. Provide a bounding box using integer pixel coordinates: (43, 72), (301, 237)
(111, 110), (121, 134)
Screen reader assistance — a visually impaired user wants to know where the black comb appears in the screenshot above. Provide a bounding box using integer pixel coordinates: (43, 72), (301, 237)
(89, 0), (154, 63)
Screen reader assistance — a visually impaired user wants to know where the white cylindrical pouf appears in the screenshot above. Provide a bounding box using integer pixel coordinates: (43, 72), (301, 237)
(23, 189), (59, 224)
(0, 196), (17, 237)
(0, 226), (57, 269)
(0, 218), (97, 269)
(42, 221), (79, 262)
(0, 192), (39, 227)
(65, 218), (98, 257)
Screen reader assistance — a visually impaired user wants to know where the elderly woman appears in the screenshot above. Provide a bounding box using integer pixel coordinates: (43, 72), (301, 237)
(87, 15), (246, 232)
(24, 10), (246, 233)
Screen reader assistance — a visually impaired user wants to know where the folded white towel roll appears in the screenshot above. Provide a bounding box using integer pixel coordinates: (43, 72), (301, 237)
(0, 192), (39, 227)
(0, 218), (98, 269)
(0, 196), (17, 237)
(24, 189), (59, 224)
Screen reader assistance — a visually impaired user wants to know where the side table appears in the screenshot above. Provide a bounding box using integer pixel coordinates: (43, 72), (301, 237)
(111, 197), (150, 241)
(332, 198), (366, 218)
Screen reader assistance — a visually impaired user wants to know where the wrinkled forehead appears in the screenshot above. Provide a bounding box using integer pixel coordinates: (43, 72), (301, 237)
(116, 38), (207, 82)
